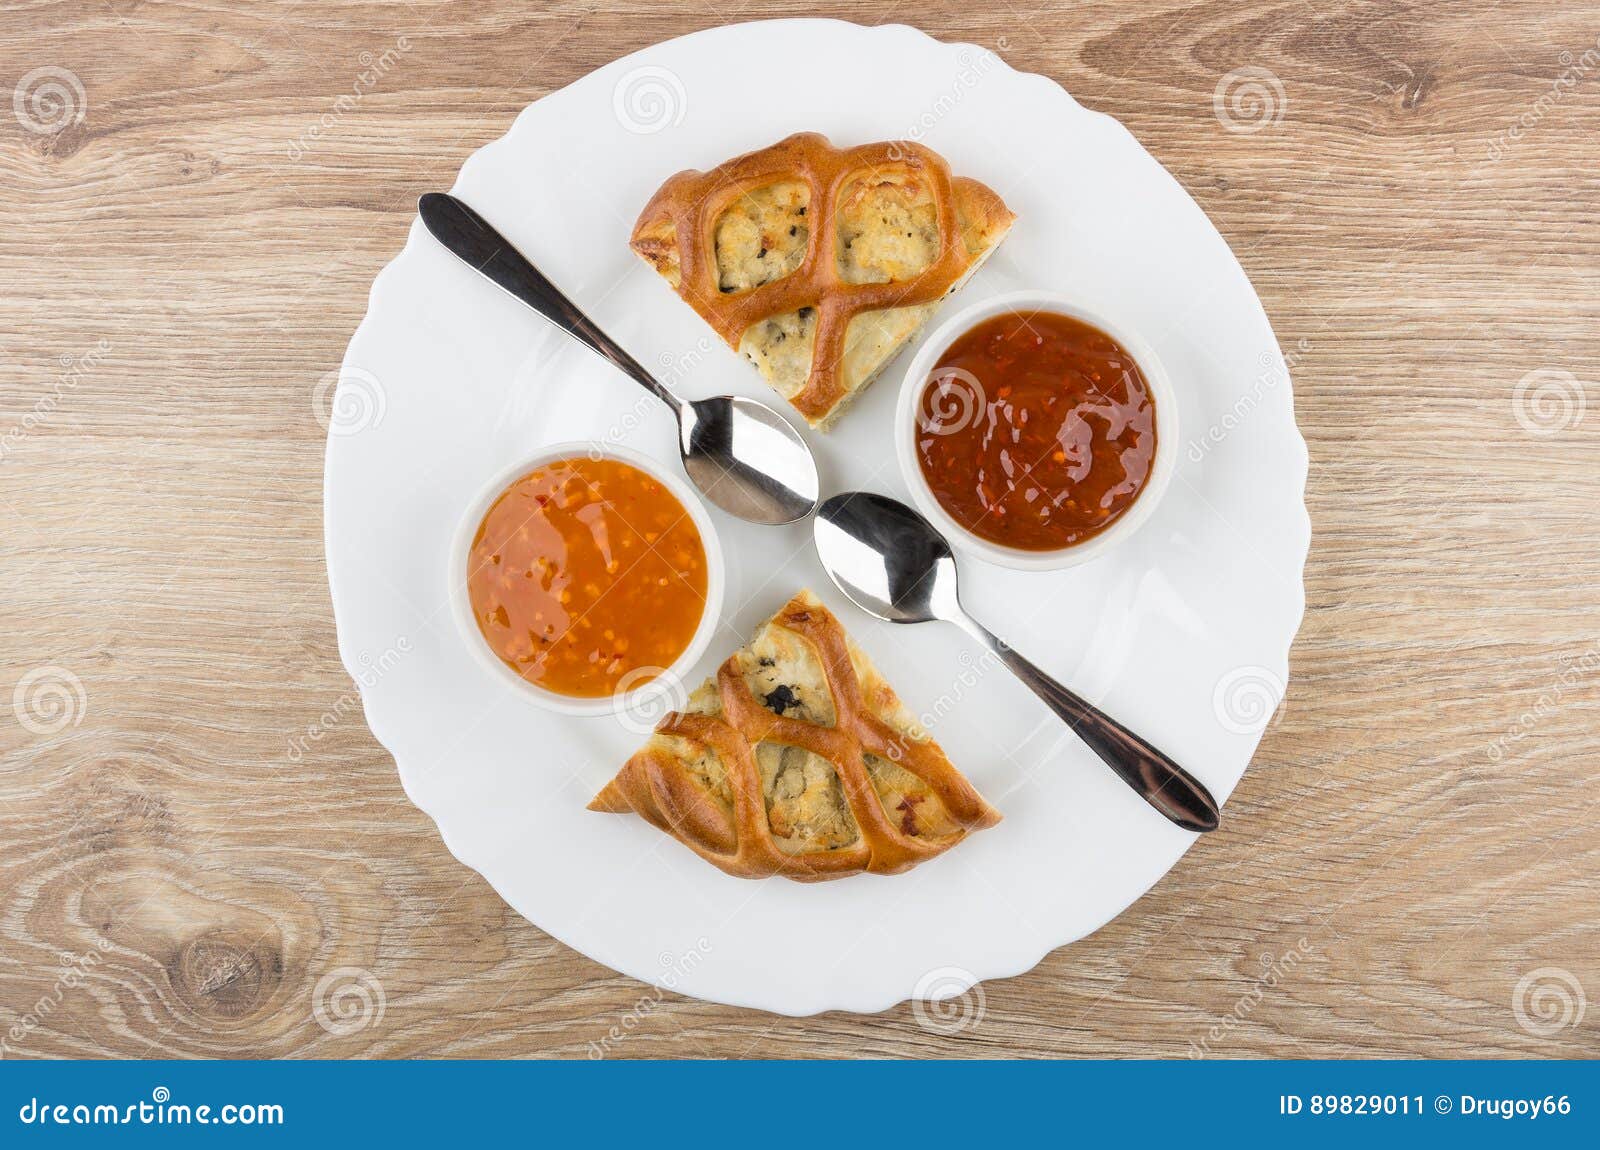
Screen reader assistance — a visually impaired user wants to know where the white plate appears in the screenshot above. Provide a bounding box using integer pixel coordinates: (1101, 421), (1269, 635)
(325, 18), (1309, 1016)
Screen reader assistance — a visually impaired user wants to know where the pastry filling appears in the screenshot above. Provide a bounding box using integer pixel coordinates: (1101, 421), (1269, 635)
(757, 743), (859, 854)
(737, 624), (837, 727)
(657, 734), (732, 811)
(714, 181), (811, 293)
(864, 753), (960, 840)
(836, 173), (940, 285)
(840, 304), (939, 387)
(738, 307), (817, 400)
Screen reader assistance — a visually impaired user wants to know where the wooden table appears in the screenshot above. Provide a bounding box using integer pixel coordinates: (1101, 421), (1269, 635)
(3, 0), (1596, 1059)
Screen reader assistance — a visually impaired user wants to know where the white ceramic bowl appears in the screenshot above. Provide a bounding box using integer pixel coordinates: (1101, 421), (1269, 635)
(895, 289), (1179, 572)
(448, 442), (725, 717)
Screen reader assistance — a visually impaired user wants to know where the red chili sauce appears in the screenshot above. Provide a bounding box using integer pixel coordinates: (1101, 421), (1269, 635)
(914, 310), (1158, 551)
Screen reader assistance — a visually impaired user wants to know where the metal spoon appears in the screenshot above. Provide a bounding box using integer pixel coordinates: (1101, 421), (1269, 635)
(417, 193), (820, 525)
(813, 491), (1220, 832)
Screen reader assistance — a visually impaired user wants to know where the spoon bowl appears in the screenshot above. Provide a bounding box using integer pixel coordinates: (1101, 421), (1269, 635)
(812, 491), (960, 624)
(814, 491), (1221, 833)
(681, 396), (820, 525)
(418, 192), (819, 526)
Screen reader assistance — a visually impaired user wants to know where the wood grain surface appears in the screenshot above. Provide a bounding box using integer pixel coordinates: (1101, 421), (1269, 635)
(3, 0), (1597, 1059)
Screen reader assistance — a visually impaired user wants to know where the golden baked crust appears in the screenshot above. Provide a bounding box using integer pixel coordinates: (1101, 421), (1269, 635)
(589, 590), (1001, 881)
(631, 133), (1015, 429)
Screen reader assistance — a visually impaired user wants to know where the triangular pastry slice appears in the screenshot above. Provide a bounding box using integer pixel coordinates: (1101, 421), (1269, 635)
(630, 132), (1015, 429)
(590, 590), (1000, 881)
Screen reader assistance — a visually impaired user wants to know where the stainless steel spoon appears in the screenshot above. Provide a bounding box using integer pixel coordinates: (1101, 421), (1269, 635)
(417, 193), (820, 525)
(813, 491), (1220, 832)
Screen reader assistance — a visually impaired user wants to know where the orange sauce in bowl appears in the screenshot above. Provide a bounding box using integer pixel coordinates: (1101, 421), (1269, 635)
(466, 457), (707, 698)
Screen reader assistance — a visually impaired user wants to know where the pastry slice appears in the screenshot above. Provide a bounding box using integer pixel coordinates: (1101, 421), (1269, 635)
(590, 590), (1000, 881)
(630, 132), (1015, 429)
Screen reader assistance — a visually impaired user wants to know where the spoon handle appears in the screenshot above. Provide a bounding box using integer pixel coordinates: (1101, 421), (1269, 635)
(957, 614), (1220, 832)
(417, 193), (680, 411)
